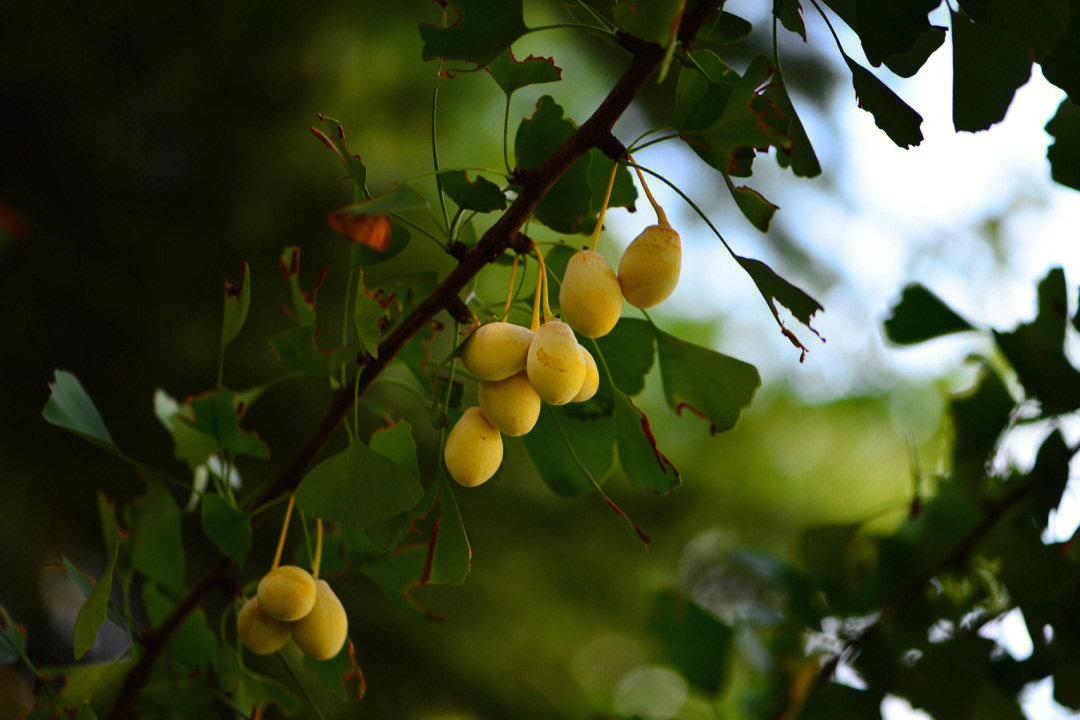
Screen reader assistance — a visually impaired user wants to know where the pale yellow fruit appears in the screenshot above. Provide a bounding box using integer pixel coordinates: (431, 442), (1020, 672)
(462, 322), (534, 381)
(257, 566), (317, 622)
(236, 596), (289, 655)
(618, 223), (681, 308)
(526, 321), (586, 405)
(479, 371), (541, 437)
(291, 579), (348, 661)
(573, 346), (599, 402)
(559, 250), (623, 338)
(444, 406), (504, 487)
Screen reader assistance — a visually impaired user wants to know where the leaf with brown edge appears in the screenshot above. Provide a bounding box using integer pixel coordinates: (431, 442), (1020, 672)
(303, 638), (367, 702)
(774, 0), (807, 41)
(221, 261), (251, 348)
(278, 246), (325, 327)
(183, 388), (270, 460)
(723, 174), (778, 232)
(311, 114), (368, 199)
(486, 48), (562, 97)
(419, 0), (528, 69)
(735, 254), (823, 361)
(328, 212), (392, 251)
(615, 392), (681, 494)
(844, 54), (924, 149)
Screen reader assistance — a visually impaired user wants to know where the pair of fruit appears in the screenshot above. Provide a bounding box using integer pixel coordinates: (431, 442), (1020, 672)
(559, 221), (681, 340)
(445, 319), (600, 487)
(236, 565), (347, 661)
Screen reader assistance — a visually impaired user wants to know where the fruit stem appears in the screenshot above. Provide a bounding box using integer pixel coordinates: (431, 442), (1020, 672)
(270, 494), (296, 572)
(587, 160), (619, 251)
(629, 154), (669, 227)
(531, 251), (542, 332)
(533, 245), (554, 323)
(312, 518), (323, 579)
(500, 254), (520, 322)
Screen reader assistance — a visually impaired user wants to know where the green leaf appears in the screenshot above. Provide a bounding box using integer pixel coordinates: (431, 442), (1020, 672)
(270, 326), (355, 379)
(234, 662), (301, 716)
(419, 0), (528, 68)
(952, 10), (1032, 132)
(153, 389), (217, 468)
(440, 170), (506, 213)
(1029, 429), (1072, 529)
(43, 370), (114, 449)
(333, 185), (428, 217)
(799, 684), (882, 719)
(96, 491), (120, 560)
(615, 393), (680, 493)
(296, 440), (425, 528)
(994, 267), (1080, 414)
(957, 0), (1070, 57)
(75, 703), (98, 720)
(131, 481), (184, 592)
(613, 0), (684, 45)
(522, 404), (616, 497)
(184, 388), (270, 460)
(1046, 98), (1080, 191)
(353, 281), (387, 359)
(42, 659), (132, 715)
(844, 54), (924, 148)
(279, 247), (320, 327)
(723, 174), (778, 232)
(883, 283), (975, 344)
(699, 11), (753, 46)
(200, 494), (251, 564)
(593, 318), (655, 396)
(855, 0), (938, 67)
(369, 421), (420, 482)
(950, 361), (1013, 495)
(311, 114), (368, 199)
(221, 261), (251, 348)
(654, 326), (760, 434)
(763, 74), (822, 177)
(303, 640), (365, 702)
(61, 557), (126, 630)
(428, 474), (471, 585)
(72, 541), (117, 659)
(486, 49), (562, 96)
(885, 25), (946, 77)
(514, 96), (593, 233)
(774, 0), (807, 41)
(735, 255), (823, 359)
(651, 590), (734, 695)
(0, 606), (27, 665)
(142, 583), (216, 670)
(674, 50), (737, 132)
(1040, 16), (1080, 98)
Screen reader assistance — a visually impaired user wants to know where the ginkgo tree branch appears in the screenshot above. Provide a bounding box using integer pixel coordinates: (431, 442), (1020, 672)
(107, 3), (724, 718)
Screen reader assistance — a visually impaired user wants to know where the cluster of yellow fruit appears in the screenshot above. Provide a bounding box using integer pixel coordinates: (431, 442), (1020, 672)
(237, 564), (348, 660)
(443, 162), (680, 489)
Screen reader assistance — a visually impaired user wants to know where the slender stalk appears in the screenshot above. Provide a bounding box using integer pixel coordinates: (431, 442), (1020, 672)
(388, 212), (446, 249)
(627, 133), (680, 153)
(278, 652), (329, 720)
(501, 255), (520, 321)
(629, 154), (669, 226)
(431, 81), (451, 233)
(270, 495), (296, 571)
(503, 95), (513, 175)
(531, 252), (543, 332)
(312, 519), (323, 579)
(587, 161), (619, 251)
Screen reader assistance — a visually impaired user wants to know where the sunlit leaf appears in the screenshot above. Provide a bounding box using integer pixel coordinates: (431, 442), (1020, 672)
(952, 10), (1032, 132)
(221, 261), (251, 349)
(613, 0), (685, 45)
(296, 440), (424, 528)
(440, 170), (506, 213)
(651, 590), (733, 695)
(131, 481), (184, 592)
(1046, 99), (1080, 191)
(674, 50), (737, 132)
(184, 388), (270, 460)
(654, 326), (759, 434)
(200, 494), (251, 564)
(724, 174), (778, 232)
(593, 318), (655, 396)
(42, 370), (114, 449)
(844, 54), (924, 148)
(735, 255), (823, 360)
(72, 541), (117, 659)
(419, 0), (527, 68)
(615, 392), (680, 493)
(883, 283), (975, 344)
(522, 403), (616, 497)
(486, 48), (562, 96)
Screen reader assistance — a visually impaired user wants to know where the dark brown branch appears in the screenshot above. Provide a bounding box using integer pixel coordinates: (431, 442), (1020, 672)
(107, 4), (723, 717)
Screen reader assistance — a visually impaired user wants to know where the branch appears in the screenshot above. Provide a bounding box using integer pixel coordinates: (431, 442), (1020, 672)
(107, 3), (724, 718)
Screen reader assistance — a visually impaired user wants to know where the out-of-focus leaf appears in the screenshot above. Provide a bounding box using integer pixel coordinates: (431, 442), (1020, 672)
(200, 494), (251, 564)
(613, 0), (684, 44)
(215, 646), (300, 716)
(440, 171), (506, 213)
(328, 212), (392, 251)
(736, 255), (823, 360)
(1046, 99), (1080, 191)
(184, 389), (270, 460)
(699, 10), (753, 46)
(428, 474), (471, 585)
(43, 659), (132, 715)
(844, 54), (924, 148)
(994, 267), (1080, 414)
(615, 393), (680, 493)
(72, 541), (117, 659)
(514, 96), (593, 233)
(522, 403), (616, 497)
(75, 703), (98, 720)
(1028, 430), (1072, 530)
(949, 362), (1013, 495)
(884, 283), (975, 344)
(153, 389), (217, 469)
(799, 683), (883, 719)
(43, 370), (113, 449)
(221, 261), (251, 349)
(351, 224), (411, 270)
(654, 326), (760, 434)
(651, 590), (733, 695)
(270, 326), (354, 379)
(304, 639), (366, 702)
(360, 546), (434, 617)
(593, 318), (655, 396)
(1041, 17), (1080, 98)
(354, 275), (387, 359)
(142, 583), (215, 670)
(419, 0), (527, 68)
(854, 0), (938, 66)
(724, 174), (778, 231)
(278, 246), (322, 327)
(774, 0), (807, 41)
(0, 606), (27, 665)
(957, 0), (1069, 57)
(131, 481), (184, 592)
(311, 114), (368, 199)
(296, 440), (424, 528)
(61, 558), (125, 630)
(486, 49), (562, 96)
(952, 10), (1032, 132)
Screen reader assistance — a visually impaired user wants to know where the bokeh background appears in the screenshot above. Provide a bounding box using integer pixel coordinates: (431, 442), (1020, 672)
(2, 0), (1079, 718)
